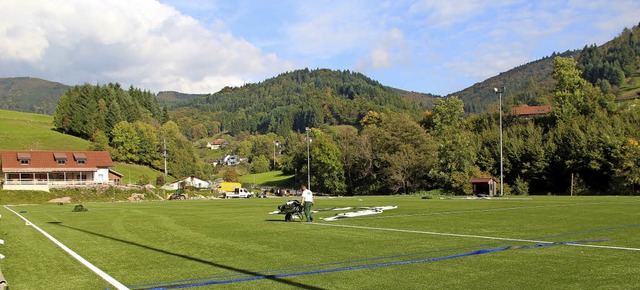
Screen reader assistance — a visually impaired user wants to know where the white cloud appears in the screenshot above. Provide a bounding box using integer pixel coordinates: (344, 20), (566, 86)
(0, 0), (292, 93)
(356, 28), (407, 70)
(287, 2), (378, 58)
(409, 0), (488, 27)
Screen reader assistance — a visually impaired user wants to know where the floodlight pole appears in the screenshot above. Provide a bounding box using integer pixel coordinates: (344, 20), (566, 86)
(163, 138), (168, 178)
(305, 127), (311, 190)
(494, 86), (505, 196)
(273, 140), (279, 170)
(162, 138), (168, 199)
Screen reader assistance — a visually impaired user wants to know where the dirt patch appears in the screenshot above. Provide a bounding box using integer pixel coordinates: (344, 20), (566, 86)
(49, 196), (71, 204)
(128, 193), (145, 202)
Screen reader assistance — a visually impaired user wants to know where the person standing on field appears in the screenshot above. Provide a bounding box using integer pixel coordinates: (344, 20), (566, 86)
(300, 185), (313, 222)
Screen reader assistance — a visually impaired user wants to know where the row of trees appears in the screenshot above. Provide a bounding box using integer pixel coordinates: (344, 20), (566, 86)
(90, 120), (203, 179)
(53, 83), (168, 139)
(239, 57), (639, 195)
(52, 83), (205, 179)
(49, 56), (639, 195)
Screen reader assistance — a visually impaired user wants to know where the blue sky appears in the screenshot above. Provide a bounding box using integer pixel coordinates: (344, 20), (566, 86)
(1, 1), (638, 95)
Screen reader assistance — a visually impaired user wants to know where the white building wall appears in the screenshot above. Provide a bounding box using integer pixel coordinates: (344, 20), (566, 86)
(94, 168), (110, 183)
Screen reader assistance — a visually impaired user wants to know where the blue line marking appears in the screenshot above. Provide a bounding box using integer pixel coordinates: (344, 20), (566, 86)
(130, 223), (639, 289)
(135, 240), (604, 289)
(142, 246), (511, 289)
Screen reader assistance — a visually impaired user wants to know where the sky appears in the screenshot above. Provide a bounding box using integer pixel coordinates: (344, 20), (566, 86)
(1, 1), (639, 96)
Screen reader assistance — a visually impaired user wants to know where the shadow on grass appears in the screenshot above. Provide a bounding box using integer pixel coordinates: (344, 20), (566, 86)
(263, 219), (294, 222)
(48, 222), (324, 289)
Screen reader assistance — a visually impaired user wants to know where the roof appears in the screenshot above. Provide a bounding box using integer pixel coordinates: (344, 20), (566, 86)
(210, 139), (225, 145)
(1, 150), (113, 173)
(109, 169), (124, 177)
(511, 105), (552, 116)
(470, 178), (496, 183)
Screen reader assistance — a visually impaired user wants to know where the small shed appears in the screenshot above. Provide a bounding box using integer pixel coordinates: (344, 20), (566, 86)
(470, 178), (498, 196)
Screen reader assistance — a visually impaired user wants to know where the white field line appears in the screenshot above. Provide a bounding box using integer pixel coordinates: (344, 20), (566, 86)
(4, 206), (129, 290)
(354, 200), (640, 220)
(312, 223), (640, 251)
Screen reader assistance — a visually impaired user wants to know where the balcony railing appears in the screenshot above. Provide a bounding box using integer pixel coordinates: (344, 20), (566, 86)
(4, 179), (113, 186)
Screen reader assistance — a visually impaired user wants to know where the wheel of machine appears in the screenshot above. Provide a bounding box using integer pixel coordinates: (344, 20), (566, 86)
(285, 213), (292, 222)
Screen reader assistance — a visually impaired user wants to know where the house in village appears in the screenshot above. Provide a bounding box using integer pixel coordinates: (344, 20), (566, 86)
(511, 104), (552, 117)
(162, 175), (211, 190)
(205, 139), (226, 150)
(0, 150), (121, 192)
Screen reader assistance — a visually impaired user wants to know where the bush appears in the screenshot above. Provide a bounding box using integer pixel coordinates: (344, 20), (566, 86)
(156, 175), (166, 186)
(512, 177), (530, 196)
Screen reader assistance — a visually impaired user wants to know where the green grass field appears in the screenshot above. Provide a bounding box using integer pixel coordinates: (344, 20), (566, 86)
(0, 196), (638, 289)
(240, 170), (296, 189)
(0, 109), (90, 150)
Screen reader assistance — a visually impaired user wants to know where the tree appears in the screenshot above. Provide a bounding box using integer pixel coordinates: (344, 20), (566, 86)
(334, 126), (373, 195)
(223, 168), (239, 182)
(133, 121), (160, 166)
(360, 110), (382, 128)
(428, 96), (464, 135)
(160, 121), (203, 178)
(252, 155), (270, 174)
(427, 97), (476, 193)
(110, 121), (140, 163)
(189, 123), (208, 140)
(309, 130), (345, 194)
(362, 113), (436, 194)
(503, 122), (548, 190)
(89, 130), (110, 152)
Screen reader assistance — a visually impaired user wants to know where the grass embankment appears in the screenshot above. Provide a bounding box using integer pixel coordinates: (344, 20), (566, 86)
(0, 109), (90, 150)
(0, 187), (158, 205)
(240, 170), (296, 189)
(112, 163), (174, 185)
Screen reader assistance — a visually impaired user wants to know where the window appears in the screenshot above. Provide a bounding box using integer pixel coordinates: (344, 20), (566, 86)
(54, 152), (68, 165)
(17, 152), (31, 165)
(73, 153), (87, 165)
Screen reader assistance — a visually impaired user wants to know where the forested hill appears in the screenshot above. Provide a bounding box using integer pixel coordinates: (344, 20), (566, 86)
(156, 91), (207, 105)
(453, 22), (640, 113)
(0, 77), (69, 115)
(450, 50), (577, 113)
(174, 68), (438, 136)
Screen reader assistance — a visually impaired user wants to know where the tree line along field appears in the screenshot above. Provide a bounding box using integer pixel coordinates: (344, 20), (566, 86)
(0, 195), (638, 289)
(44, 58), (640, 197)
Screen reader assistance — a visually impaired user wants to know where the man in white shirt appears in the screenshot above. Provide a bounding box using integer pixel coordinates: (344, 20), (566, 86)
(300, 185), (313, 222)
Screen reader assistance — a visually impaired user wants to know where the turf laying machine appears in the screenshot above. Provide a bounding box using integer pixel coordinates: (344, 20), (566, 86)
(277, 200), (304, 222)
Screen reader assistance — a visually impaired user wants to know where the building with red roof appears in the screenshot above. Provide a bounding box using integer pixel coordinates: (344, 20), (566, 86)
(511, 105), (552, 117)
(0, 150), (119, 191)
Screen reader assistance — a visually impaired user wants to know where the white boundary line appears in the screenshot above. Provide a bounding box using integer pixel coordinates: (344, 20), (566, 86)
(352, 200), (640, 220)
(312, 223), (640, 251)
(4, 206), (129, 290)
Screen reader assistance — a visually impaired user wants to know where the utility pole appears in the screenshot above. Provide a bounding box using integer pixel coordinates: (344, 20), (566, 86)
(163, 138), (168, 179)
(273, 140), (279, 171)
(494, 87), (505, 196)
(163, 138), (167, 200)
